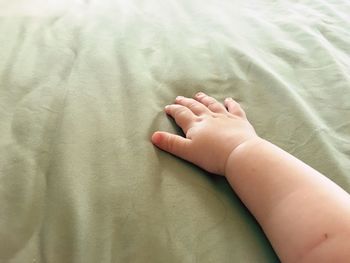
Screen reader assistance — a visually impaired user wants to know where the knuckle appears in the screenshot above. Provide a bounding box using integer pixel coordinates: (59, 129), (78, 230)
(195, 116), (204, 122)
(199, 96), (210, 104)
(207, 100), (216, 106)
(196, 92), (206, 98)
(189, 102), (200, 110)
(198, 95), (207, 102)
(186, 128), (194, 138)
(234, 103), (245, 114)
(166, 136), (175, 152)
(175, 108), (187, 118)
(229, 101), (239, 110)
(186, 98), (196, 105)
(188, 102), (196, 108)
(211, 113), (220, 118)
(231, 108), (246, 118)
(238, 110), (247, 118)
(206, 97), (216, 104)
(208, 103), (222, 111)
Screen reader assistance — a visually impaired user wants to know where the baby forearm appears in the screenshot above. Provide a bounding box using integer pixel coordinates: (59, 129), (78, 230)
(225, 138), (350, 262)
(152, 93), (350, 262)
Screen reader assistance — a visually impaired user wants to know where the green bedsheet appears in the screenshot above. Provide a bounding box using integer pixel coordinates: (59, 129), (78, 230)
(1, 0), (349, 262)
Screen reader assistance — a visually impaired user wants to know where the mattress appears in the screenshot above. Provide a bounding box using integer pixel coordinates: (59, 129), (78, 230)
(0, 0), (349, 262)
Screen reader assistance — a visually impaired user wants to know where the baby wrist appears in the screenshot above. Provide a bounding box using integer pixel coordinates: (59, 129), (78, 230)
(224, 137), (265, 177)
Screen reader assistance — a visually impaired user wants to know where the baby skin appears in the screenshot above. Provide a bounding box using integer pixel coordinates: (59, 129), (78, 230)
(151, 92), (350, 263)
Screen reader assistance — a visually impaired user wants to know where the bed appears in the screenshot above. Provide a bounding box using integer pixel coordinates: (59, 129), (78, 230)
(1, 0), (349, 262)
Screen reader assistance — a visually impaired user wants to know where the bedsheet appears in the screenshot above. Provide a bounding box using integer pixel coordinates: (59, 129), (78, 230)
(1, 0), (350, 262)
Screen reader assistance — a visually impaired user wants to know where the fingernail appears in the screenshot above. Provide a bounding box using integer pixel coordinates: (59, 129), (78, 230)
(225, 97), (233, 101)
(151, 132), (162, 144)
(196, 92), (205, 97)
(176, 96), (184, 100)
(164, 105), (170, 111)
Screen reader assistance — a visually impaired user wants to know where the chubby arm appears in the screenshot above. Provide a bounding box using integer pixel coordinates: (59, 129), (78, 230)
(151, 92), (350, 263)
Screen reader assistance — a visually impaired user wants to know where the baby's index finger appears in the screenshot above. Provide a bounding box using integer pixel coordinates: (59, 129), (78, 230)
(164, 104), (196, 134)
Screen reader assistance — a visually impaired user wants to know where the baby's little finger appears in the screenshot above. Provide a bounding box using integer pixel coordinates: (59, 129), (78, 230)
(224, 98), (247, 118)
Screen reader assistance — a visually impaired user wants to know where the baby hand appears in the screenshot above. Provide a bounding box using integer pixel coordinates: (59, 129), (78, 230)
(151, 92), (259, 175)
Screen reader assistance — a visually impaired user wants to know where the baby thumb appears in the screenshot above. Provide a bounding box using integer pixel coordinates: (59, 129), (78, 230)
(151, 131), (191, 160)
